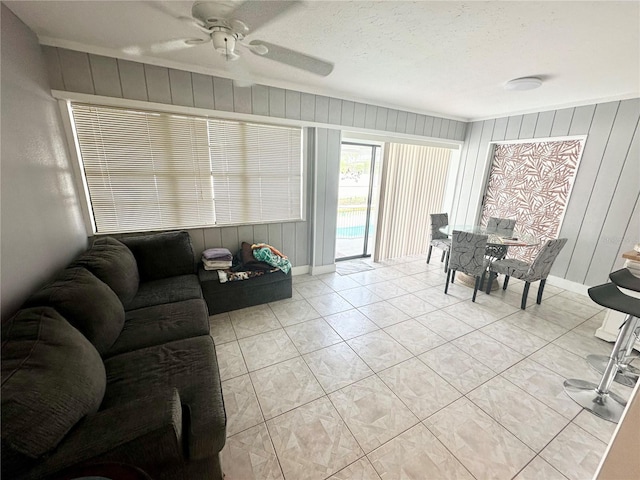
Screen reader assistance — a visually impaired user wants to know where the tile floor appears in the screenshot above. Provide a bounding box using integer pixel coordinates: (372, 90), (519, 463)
(211, 255), (634, 480)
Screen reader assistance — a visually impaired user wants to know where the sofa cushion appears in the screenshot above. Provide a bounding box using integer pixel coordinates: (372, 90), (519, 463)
(1, 307), (106, 463)
(106, 299), (209, 357)
(121, 231), (195, 282)
(103, 336), (226, 459)
(125, 274), (202, 311)
(25, 267), (124, 355)
(73, 237), (139, 306)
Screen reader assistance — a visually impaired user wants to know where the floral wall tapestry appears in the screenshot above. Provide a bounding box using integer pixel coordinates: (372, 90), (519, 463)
(480, 139), (584, 264)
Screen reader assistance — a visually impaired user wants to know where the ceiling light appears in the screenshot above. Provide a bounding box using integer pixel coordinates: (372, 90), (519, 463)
(504, 77), (543, 91)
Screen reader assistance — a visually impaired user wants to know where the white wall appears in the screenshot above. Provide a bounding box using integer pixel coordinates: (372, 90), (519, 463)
(452, 100), (640, 285)
(0, 5), (87, 318)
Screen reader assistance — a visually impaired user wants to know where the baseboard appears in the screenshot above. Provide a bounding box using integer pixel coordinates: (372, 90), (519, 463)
(309, 264), (336, 275)
(595, 326), (618, 343)
(291, 265), (310, 276)
(292, 264), (337, 275)
(546, 275), (589, 296)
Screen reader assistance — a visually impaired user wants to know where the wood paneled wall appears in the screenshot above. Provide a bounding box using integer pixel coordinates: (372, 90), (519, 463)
(313, 128), (342, 268)
(453, 99), (640, 285)
(42, 46), (466, 267)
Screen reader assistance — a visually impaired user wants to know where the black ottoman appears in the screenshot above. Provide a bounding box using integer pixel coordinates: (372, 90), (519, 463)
(198, 266), (292, 315)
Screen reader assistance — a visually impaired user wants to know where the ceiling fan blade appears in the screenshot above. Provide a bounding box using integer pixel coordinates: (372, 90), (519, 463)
(179, 15), (215, 34)
(240, 42), (268, 55)
(229, 1), (302, 34)
(184, 37), (212, 46)
(248, 41), (334, 76)
(122, 38), (194, 56)
(227, 59), (254, 88)
(150, 39), (199, 53)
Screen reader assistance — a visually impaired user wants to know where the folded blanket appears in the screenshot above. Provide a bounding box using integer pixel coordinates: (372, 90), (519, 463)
(202, 258), (232, 266)
(202, 247), (233, 261)
(204, 264), (232, 271)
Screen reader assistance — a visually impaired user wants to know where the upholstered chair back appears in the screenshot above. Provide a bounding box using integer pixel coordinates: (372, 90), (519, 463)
(487, 217), (516, 236)
(528, 238), (568, 281)
(448, 231), (488, 277)
(430, 213), (449, 240)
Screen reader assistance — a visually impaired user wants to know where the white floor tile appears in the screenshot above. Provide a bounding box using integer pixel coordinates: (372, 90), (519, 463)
(219, 256), (629, 480)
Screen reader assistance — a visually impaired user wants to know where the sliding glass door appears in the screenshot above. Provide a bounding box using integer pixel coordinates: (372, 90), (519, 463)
(335, 142), (380, 260)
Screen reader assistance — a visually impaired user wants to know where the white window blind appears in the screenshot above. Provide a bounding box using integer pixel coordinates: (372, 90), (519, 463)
(71, 103), (303, 234)
(208, 119), (302, 224)
(72, 104), (214, 233)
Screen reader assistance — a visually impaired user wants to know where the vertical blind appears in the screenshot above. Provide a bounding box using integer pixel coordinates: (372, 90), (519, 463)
(71, 103), (302, 234)
(375, 143), (452, 260)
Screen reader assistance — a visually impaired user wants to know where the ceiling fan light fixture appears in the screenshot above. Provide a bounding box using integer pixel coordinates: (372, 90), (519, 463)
(211, 28), (237, 52)
(504, 77), (543, 91)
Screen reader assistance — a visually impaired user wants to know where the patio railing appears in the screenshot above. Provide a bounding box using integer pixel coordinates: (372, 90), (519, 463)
(336, 205), (370, 239)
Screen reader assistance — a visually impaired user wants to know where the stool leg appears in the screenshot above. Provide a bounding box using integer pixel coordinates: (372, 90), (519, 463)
(441, 250), (446, 262)
(619, 324), (640, 364)
(427, 245), (433, 264)
(587, 316), (640, 388)
(503, 275), (510, 290)
(587, 354), (640, 388)
(564, 315), (638, 423)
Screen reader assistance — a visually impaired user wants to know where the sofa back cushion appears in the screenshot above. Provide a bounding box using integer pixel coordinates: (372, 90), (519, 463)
(1, 307), (106, 465)
(25, 267), (125, 355)
(121, 231), (195, 282)
(72, 236), (139, 306)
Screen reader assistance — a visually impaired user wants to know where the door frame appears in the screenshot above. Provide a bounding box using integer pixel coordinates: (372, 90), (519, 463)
(335, 140), (381, 261)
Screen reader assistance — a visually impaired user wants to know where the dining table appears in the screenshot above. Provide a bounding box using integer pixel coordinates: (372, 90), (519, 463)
(438, 225), (539, 247)
(438, 224), (540, 291)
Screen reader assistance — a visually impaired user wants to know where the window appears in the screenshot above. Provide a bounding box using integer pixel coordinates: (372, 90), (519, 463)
(70, 103), (303, 234)
(208, 119), (302, 224)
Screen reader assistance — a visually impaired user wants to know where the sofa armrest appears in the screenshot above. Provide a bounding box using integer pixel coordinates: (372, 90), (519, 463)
(29, 389), (183, 480)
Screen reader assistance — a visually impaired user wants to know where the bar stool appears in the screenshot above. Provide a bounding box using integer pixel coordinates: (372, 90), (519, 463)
(587, 268), (640, 388)
(563, 279), (640, 422)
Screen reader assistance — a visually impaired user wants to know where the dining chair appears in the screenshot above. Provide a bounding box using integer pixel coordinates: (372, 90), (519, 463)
(485, 217), (517, 261)
(427, 213), (450, 268)
(485, 238), (568, 309)
(487, 217), (516, 234)
(445, 230), (488, 302)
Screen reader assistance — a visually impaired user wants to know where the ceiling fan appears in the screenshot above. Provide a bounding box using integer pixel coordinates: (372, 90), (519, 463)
(180, 0), (334, 77)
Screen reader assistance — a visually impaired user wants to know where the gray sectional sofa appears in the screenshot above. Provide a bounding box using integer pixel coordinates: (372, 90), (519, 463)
(1, 231), (226, 480)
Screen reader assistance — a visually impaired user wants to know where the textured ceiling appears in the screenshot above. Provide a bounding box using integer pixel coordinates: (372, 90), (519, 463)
(6, 1), (640, 121)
